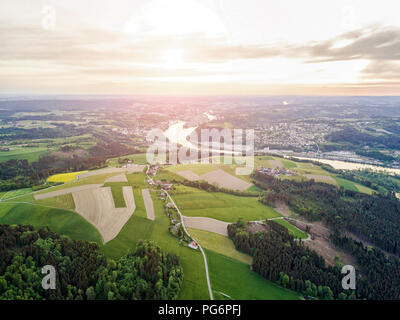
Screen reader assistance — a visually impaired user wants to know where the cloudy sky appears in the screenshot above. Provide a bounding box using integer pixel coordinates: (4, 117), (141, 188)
(1, 0), (400, 95)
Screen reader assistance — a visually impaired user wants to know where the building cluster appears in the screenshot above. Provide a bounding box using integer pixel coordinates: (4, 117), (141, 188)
(255, 121), (332, 150)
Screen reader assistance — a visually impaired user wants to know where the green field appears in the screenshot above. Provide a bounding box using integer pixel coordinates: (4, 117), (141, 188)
(172, 186), (281, 222)
(34, 193), (76, 210)
(274, 219), (308, 239)
(187, 228), (252, 265)
(0, 202), (102, 244)
(206, 250), (300, 300)
(0, 146), (48, 163)
(334, 176), (358, 191)
(107, 153), (148, 166)
(0, 188), (32, 200)
(109, 186), (126, 208)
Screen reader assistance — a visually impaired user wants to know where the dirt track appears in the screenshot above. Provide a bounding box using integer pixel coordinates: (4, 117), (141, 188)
(175, 170), (201, 181)
(34, 184), (103, 200)
(183, 216), (229, 236)
(175, 168), (252, 191)
(72, 186), (135, 243)
(200, 169), (252, 191)
(105, 173), (128, 183)
(142, 189), (155, 220)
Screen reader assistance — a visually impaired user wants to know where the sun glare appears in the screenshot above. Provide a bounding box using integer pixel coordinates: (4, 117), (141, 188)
(162, 49), (185, 68)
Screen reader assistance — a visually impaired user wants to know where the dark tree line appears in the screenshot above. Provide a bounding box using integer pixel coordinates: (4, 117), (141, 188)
(327, 126), (400, 150)
(228, 220), (351, 300)
(331, 233), (400, 300)
(0, 225), (183, 300)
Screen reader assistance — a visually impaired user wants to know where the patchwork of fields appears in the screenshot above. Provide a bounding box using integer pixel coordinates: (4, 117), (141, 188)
(0, 155), (380, 301)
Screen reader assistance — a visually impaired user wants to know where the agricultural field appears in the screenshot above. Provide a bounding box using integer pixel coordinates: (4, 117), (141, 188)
(187, 228), (252, 265)
(47, 170), (88, 183)
(206, 250), (300, 300)
(171, 185), (281, 222)
(0, 146), (49, 163)
(34, 193), (76, 210)
(255, 156), (375, 194)
(0, 188), (32, 200)
(0, 201), (102, 244)
(109, 185), (127, 208)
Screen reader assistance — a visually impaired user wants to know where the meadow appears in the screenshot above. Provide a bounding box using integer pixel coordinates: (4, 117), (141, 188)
(274, 219), (308, 239)
(171, 186), (280, 222)
(0, 146), (48, 163)
(0, 201), (102, 244)
(187, 228), (252, 265)
(205, 250), (300, 300)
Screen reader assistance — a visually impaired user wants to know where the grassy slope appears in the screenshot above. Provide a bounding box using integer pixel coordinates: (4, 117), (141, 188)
(172, 186), (280, 222)
(109, 186), (126, 208)
(34, 193), (76, 210)
(0, 202), (102, 244)
(1, 188), (32, 200)
(206, 250), (300, 300)
(274, 219), (308, 239)
(187, 228), (252, 265)
(0, 147), (48, 163)
(101, 191), (209, 300)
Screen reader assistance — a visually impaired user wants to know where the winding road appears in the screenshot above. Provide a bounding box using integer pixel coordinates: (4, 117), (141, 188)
(146, 167), (214, 300)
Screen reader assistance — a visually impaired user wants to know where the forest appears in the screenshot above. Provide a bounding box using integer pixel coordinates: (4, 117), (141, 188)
(0, 224), (183, 300)
(228, 219), (351, 300)
(253, 171), (400, 255)
(0, 141), (136, 191)
(327, 126), (400, 150)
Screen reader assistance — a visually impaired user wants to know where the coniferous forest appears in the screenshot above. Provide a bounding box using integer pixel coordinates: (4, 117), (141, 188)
(0, 225), (183, 300)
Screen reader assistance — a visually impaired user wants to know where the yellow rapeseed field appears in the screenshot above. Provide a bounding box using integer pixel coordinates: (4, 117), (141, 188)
(47, 171), (88, 183)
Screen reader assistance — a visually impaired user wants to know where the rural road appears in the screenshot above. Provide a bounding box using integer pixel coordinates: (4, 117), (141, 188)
(146, 167), (214, 300)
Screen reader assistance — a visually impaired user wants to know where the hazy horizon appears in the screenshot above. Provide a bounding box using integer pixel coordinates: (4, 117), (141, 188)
(1, 0), (400, 95)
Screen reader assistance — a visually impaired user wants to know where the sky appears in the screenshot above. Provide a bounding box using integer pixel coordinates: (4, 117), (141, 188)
(1, 0), (400, 95)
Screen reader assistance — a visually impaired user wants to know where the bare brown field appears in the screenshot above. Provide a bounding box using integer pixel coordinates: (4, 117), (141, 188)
(304, 174), (337, 184)
(33, 184), (103, 200)
(142, 189), (155, 221)
(200, 169), (252, 191)
(72, 186), (135, 243)
(175, 170), (202, 181)
(268, 159), (284, 169)
(105, 173), (128, 183)
(77, 165), (145, 180)
(183, 216), (229, 236)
